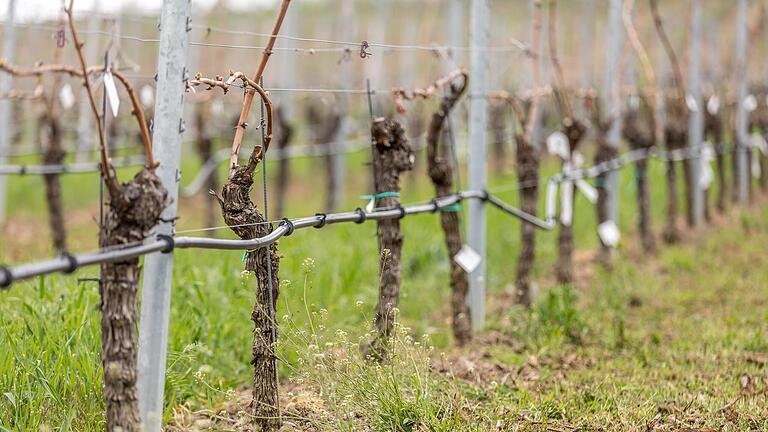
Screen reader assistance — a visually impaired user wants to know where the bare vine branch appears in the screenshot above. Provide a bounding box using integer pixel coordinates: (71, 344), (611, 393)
(229, 0), (291, 174)
(391, 68), (468, 113)
(547, 0), (573, 120)
(188, 71), (273, 171)
(624, 0), (661, 140)
(0, 60), (156, 170)
(525, 0), (543, 143)
(110, 68), (154, 168)
(649, 0), (686, 104)
(65, 0), (116, 190)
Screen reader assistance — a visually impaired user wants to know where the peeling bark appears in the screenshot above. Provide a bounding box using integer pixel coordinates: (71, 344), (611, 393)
(623, 98), (657, 254)
(662, 101), (687, 244)
(515, 138), (539, 307)
(586, 96), (618, 266)
(595, 142), (618, 266)
(555, 118), (587, 284)
(214, 156), (281, 431)
(491, 102), (508, 175)
(39, 112), (67, 252)
(100, 169), (167, 432)
(425, 77), (471, 346)
(362, 118), (414, 360)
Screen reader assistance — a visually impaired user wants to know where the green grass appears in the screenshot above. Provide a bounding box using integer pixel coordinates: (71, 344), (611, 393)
(1, 136), (766, 429)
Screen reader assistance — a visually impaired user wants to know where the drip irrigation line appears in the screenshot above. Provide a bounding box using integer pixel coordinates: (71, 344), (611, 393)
(0, 190), (550, 288)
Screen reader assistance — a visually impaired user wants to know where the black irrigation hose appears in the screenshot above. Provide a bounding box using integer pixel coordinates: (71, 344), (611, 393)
(0, 144), (725, 289)
(0, 190), (528, 288)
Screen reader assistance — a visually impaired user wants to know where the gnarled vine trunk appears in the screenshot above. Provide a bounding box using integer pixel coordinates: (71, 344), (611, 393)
(623, 100), (657, 254)
(100, 169), (167, 432)
(491, 102), (508, 175)
(425, 76), (471, 345)
(39, 112), (67, 252)
(515, 138), (539, 307)
(662, 102), (687, 244)
(555, 119), (586, 284)
(595, 143), (618, 266)
(307, 103), (341, 213)
(362, 118), (414, 360)
(215, 158), (281, 431)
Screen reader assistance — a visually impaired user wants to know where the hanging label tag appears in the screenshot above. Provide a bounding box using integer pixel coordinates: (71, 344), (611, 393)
(685, 93), (699, 112)
(598, 220), (620, 247)
(699, 141), (714, 189)
(212, 99), (224, 116)
(454, 245), (482, 273)
(365, 198), (375, 213)
(706, 95), (720, 115)
(140, 85), (154, 107)
(575, 179), (598, 204)
(546, 131), (570, 160)
(59, 83), (75, 110)
(560, 180), (574, 226)
(546, 181), (558, 222)
(751, 133), (768, 155)
(103, 71), (120, 117)
(744, 94), (757, 112)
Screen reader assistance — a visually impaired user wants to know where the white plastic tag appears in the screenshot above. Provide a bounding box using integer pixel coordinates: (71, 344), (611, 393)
(59, 83), (75, 110)
(454, 245), (482, 273)
(706, 95), (720, 115)
(699, 141), (714, 189)
(598, 220), (620, 247)
(744, 94), (757, 112)
(575, 179), (598, 204)
(545, 181), (558, 222)
(212, 99), (224, 116)
(546, 131), (570, 160)
(560, 180), (574, 226)
(751, 133), (768, 155)
(365, 198), (375, 213)
(685, 93), (699, 112)
(140, 85), (154, 107)
(103, 71), (120, 117)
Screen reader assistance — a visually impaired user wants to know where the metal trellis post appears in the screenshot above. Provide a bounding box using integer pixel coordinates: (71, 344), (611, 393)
(735, 0), (749, 203)
(0, 0), (17, 224)
(137, 0), (191, 430)
(604, 0), (624, 226)
(468, 0), (489, 332)
(688, 0), (704, 225)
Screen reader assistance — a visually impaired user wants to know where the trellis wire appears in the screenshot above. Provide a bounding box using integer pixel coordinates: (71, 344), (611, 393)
(0, 155), (146, 175)
(3, 21), (529, 55)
